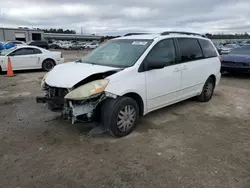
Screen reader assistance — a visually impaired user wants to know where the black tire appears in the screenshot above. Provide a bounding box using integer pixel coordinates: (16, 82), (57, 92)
(101, 97), (139, 137)
(197, 77), (215, 102)
(0, 66), (2, 74)
(42, 59), (55, 71)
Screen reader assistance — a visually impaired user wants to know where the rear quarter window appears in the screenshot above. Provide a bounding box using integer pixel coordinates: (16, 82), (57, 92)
(33, 48), (42, 54)
(199, 39), (217, 58)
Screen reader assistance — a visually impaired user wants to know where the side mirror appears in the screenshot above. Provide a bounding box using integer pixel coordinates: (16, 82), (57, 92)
(147, 61), (165, 70)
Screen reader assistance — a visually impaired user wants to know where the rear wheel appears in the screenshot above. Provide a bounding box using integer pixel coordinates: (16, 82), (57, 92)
(101, 97), (139, 137)
(197, 77), (215, 102)
(42, 59), (55, 71)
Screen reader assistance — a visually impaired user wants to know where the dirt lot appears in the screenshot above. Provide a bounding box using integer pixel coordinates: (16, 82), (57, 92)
(0, 52), (250, 187)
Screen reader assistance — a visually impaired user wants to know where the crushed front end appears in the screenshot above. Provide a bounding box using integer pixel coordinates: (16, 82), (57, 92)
(36, 79), (115, 124)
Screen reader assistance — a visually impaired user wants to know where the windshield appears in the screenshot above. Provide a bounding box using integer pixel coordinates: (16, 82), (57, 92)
(80, 39), (153, 68)
(0, 47), (17, 56)
(230, 46), (250, 55)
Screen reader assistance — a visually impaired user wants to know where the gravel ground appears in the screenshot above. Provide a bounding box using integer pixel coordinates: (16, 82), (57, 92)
(0, 56), (249, 187)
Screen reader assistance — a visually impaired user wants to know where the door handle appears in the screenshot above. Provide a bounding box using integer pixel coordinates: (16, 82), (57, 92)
(173, 67), (181, 72)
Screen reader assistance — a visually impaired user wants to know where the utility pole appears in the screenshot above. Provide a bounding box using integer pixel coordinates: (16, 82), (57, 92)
(81, 27), (83, 35)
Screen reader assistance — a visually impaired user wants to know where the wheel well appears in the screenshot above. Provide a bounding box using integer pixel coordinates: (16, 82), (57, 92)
(123, 92), (144, 116)
(209, 74), (216, 85)
(42, 58), (56, 65)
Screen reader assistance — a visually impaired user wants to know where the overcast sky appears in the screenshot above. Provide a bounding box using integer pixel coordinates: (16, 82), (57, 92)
(0, 0), (250, 35)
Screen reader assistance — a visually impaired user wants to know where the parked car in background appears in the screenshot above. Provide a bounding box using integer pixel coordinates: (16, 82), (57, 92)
(36, 31), (221, 137)
(220, 43), (238, 54)
(5, 41), (27, 46)
(221, 45), (250, 74)
(1, 42), (16, 50)
(238, 40), (247, 46)
(70, 42), (84, 50)
(28, 41), (49, 49)
(0, 46), (64, 72)
(85, 42), (99, 49)
(58, 41), (73, 50)
(49, 43), (60, 49)
(0, 42), (4, 51)
(48, 40), (60, 49)
(78, 41), (87, 49)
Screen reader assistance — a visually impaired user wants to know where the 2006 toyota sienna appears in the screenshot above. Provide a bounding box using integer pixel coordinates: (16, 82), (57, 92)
(37, 31), (221, 137)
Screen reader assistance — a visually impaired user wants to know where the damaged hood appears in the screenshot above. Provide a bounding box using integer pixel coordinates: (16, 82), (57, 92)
(45, 62), (120, 88)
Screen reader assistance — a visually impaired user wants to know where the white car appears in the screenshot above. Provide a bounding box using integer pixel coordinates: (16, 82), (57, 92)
(37, 31), (221, 137)
(220, 44), (238, 54)
(0, 46), (64, 72)
(58, 41), (73, 50)
(85, 42), (99, 49)
(5, 41), (27, 46)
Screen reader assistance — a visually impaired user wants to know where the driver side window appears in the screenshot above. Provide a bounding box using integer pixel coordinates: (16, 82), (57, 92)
(146, 39), (176, 66)
(9, 49), (26, 56)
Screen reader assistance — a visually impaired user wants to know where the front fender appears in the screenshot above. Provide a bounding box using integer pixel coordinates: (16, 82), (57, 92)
(105, 72), (148, 114)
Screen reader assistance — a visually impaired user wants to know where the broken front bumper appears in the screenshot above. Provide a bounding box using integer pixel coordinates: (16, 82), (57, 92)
(36, 93), (105, 124)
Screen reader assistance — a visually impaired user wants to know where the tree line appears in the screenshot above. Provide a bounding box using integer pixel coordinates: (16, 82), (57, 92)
(43, 28), (76, 34)
(205, 32), (250, 39)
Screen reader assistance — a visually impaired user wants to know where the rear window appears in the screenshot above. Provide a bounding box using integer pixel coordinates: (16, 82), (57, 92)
(199, 39), (217, 58)
(177, 38), (203, 62)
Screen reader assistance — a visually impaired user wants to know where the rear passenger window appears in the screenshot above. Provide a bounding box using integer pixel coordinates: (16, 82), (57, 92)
(199, 39), (217, 58)
(177, 38), (203, 62)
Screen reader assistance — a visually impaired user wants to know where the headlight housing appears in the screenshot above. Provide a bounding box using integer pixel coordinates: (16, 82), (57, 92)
(65, 79), (109, 100)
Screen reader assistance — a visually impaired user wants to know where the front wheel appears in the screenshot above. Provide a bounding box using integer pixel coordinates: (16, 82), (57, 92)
(197, 77), (215, 102)
(101, 97), (139, 137)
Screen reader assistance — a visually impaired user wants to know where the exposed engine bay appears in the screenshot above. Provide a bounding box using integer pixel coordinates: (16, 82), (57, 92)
(36, 69), (120, 124)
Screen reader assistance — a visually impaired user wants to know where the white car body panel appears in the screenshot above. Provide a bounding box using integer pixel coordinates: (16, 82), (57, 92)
(0, 46), (64, 71)
(45, 62), (120, 88)
(179, 56), (221, 99)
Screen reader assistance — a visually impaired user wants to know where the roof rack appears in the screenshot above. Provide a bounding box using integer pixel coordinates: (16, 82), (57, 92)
(161, 31), (206, 38)
(124, 33), (150, 36)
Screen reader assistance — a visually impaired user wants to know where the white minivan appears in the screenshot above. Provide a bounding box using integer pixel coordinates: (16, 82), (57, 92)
(37, 31), (221, 137)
